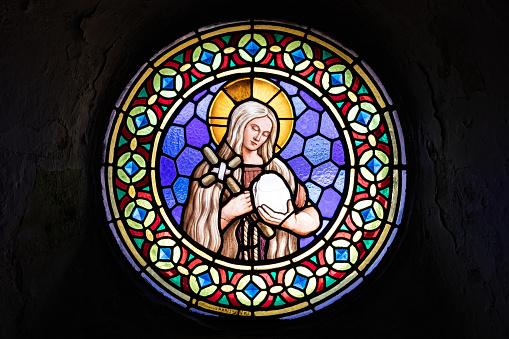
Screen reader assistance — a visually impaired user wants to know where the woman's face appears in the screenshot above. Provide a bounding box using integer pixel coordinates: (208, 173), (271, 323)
(242, 116), (273, 152)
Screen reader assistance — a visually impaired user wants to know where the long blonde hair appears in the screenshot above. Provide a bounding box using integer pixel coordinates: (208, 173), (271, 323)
(182, 101), (297, 259)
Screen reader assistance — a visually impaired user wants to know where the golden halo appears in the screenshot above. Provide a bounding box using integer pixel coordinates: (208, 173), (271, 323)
(208, 77), (294, 152)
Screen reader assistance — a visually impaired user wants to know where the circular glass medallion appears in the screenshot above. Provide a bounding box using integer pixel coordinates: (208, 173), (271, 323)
(101, 20), (407, 318)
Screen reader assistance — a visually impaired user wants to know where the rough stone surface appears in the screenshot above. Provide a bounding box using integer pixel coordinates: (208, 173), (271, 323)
(0, 0), (508, 338)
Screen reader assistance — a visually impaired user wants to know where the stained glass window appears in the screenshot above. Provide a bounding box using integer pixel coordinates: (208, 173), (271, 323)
(101, 20), (407, 318)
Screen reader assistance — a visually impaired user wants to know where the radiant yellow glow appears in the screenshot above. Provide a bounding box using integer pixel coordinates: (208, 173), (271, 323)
(208, 77), (294, 151)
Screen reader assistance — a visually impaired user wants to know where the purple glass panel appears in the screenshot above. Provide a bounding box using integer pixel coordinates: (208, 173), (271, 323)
(163, 126), (185, 157)
(305, 181), (322, 203)
(291, 96), (306, 116)
(317, 188), (341, 218)
(197, 94), (213, 120)
(279, 80), (298, 95)
(163, 188), (176, 209)
(173, 102), (195, 125)
(210, 81), (226, 93)
(172, 205), (183, 224)
(160, 156), (177, 186)
(176, 147), (203, 176)
(316, 220), (329, 236)
(320, 112), (339, 139)
(288, 156), (311, 181)
(296, 109), (319, 137)
(332, 140), (345, 166)
(193, 89), (207, 102)
(299, 90), (323, 111)
(334, 170), (345, 193)
(311, 161), (339, 187)
(280, 133), (304, 159)
(299, 236), (314, 248)
(186, 118), (210, 148)
(304, 136), (331, 165)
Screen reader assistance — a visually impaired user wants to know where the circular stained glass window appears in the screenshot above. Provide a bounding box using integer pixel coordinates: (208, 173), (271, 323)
(101, 20), (407, 318)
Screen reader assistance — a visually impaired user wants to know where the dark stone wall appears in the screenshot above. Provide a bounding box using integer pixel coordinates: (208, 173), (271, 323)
(1, 0), (508, 337)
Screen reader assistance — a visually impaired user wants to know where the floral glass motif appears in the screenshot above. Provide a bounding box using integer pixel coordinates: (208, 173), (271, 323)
(101, 20), (407, 318)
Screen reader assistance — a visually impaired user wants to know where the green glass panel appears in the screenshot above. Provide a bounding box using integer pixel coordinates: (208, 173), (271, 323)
(133, 238), (144, 249)
(363, 239), (374, 249)
(229, 60), (236, 67)
(307, 73), (315, 82)
(221, 35), (231, 44)
(170, 275), (182, 287)
(269, 60), (275, 66)
(160, 106), (168, 112)
(142, 186), (150, 191)
(336, 102), (345, 109)
(380, 133), (388, 143)
(173, 53), (184, 63)
(190, 75), (197, 83)
(358, 85), (368, 94)
(118, 136), (128, 147)
(116, 188), (126, 200)
(310, 256), (318, 264)
(274, 296), (286, 306)
(380, 187), (390, 198)
(218, 295), (229, 305)
(356, 185), (366, 193)
(325, 276), (336, 288)
(270, 271), (277, 280)
(274, 34), (284, 42)
(354, 140), (363, 146)
(138, 87), (148, 98)
(142, 144), (151, 151)
(188, 253), (195, 261)
(340, 224), (348, 231)
(322, 50), (332, 60)
(227, 271), (233, 280)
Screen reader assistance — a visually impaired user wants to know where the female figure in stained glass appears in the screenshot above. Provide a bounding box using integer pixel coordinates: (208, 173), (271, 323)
(182, 101), (319, 260)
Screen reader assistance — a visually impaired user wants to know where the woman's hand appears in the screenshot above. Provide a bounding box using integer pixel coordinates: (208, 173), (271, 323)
(222, 191), (253, 222)
(258, 200), (295, 226)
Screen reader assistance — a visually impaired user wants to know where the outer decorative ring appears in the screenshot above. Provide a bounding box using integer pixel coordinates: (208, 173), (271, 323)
(101, 20), (407, 318)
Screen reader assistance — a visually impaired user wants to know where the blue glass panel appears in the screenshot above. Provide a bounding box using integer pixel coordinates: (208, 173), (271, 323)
(124, 160), (139, 176)
(320, 112), (339, 139)
(305, 182), (322, 203)
(132, 207), (147, 222)
(198, 272), (212, 288)
(304, 136), (331, 165)
(279, 81), (298, 95)
(162, 76), (174, 90)
(361, 207), (376, 222)
(332, 140), (345, 166)
(134, 114), (148, 128)
(173, 177), (189, 204)
(172, 205), (183, 224)
(163, 126), (185, 157)
(318, 188), (341, 218)
(173, 102), (195, 125)
(159, 247), (172, 260)
(335, 248), (349, 262)
(296, 109), (319, 137)
(293, 274), (307, 290)
(291, 96), (307, 117)
(299, 236), (314, 248)
(193, 89), (207, 102)
(200, 51), (214, 65)
(244, 282), (259, 299)
(210, 81), (226, 93)
(280, 133), (304, 159)
(197, 94), (213, 121)
(160, 156), (177, 186)
(367, 158), (383, 174)
(163, 188), (176, 209)
(299, 90), (323, 111)
(356, 110), (371, 125)
(291, 48), (305, 63)
(331, 73), (344, 86)
(245, 40), (260, 56)
(176, 147), (203, 176)
(316, 219), (329, 236)
(311, 162), (339, 187)
(334, 170), (345, 193)
(288, 156), (311, 181)
(186, 118), (210, 148)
